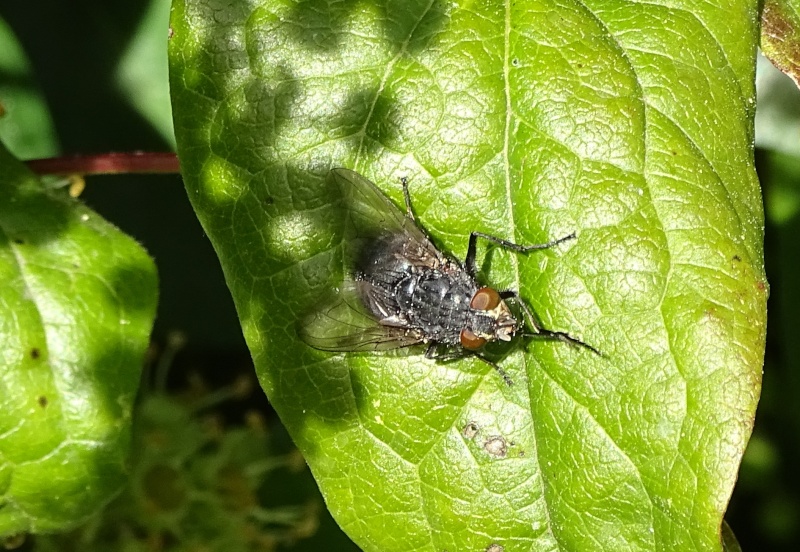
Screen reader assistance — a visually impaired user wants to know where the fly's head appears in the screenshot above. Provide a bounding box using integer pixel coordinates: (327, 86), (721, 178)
(459, 287), (519, 351)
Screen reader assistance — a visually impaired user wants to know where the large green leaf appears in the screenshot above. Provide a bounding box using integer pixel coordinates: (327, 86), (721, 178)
(0, 142), (158, 537)
(169, 1), (767, 551)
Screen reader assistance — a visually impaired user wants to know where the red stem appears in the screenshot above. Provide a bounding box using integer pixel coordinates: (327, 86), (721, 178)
(25, 152), (180, 176)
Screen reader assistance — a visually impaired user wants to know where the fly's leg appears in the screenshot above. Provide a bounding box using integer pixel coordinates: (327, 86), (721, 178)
(425, 342), (466, 361)
(400, 176), (415, 221)
(462, 230), (599, 355)
(474, 355), (514, 386)
(425, 343), (513, 386)
(464, 231), (575, 279)
(498, 290), (602, 356)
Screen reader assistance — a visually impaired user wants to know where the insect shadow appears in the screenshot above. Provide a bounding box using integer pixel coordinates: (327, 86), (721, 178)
(299, 168), (599, 386)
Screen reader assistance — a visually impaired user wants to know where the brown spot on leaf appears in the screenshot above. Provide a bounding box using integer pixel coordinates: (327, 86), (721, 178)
(2, 533), (26, 549)
(38, 396), (48, 408)
(483, 436), (508, 458)
(30, 348), (40, 359)
(463, 421), (479, 439)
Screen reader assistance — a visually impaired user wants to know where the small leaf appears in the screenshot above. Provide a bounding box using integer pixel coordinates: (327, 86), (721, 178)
(0, 142), (157, 536)
(720, 520), (743, 552)
(169, 1), (767, 551)
(761, 0), (800, 87)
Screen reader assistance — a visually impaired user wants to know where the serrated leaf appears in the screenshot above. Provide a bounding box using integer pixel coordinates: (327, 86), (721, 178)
(169, 1), (767, 551)
(0, 142), (157, 537)
(761, 0), (800, 87)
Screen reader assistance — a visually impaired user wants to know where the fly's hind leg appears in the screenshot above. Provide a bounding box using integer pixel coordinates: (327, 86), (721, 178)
(425, 343), (513, 386)
(498, 290), (602, 356)
(400, 176), (415, 221)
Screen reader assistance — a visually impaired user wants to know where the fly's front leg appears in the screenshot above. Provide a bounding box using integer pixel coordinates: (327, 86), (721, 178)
(497, 290), (544, 333)
(473, 354), (513, 386)
(464, 231), (576, 278)
(499, 290), (602, 356)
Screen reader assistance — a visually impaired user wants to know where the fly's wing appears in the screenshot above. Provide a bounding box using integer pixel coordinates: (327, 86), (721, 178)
(299, 169), (439, 353)
(329, 168), (442, 267)
(299, 281), (424, 352)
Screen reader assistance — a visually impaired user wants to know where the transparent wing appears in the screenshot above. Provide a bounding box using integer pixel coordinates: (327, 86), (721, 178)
(329, 168), (441, 265)
(299, 280), (424, 352)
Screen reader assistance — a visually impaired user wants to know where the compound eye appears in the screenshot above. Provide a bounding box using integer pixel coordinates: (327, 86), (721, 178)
(470, 287), (501, 311)
(460, 328), (487, 350)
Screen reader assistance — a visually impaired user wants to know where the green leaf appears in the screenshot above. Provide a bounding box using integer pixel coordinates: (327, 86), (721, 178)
(761, 0), (800, 87)
(114, 0), (176, 148)
(0, 16), (59, 159)
(0, 142), (158, 537)
(169, 1), (767, 551)
(720, 520), (742, 552)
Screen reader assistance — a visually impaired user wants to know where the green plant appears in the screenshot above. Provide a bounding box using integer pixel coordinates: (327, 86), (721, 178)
(168, 2), (767, 550)
(3, 0), (798, 550)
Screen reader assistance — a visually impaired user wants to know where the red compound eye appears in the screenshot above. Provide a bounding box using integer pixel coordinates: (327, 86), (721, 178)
(460, 328), (487, 350)
(470, 287), (501, 311)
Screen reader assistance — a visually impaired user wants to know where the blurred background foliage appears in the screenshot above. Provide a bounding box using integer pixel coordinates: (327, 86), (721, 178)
(0, 0), (796, 550)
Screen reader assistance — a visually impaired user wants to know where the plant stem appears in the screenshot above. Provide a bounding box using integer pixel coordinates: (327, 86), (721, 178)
(25, 152), (180, 176)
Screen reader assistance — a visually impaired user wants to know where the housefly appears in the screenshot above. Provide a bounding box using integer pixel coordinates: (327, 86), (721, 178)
(299, 168), (598, 385)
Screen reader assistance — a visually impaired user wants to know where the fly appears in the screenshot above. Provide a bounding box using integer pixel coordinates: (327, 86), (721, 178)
(299, 168), (599, 385)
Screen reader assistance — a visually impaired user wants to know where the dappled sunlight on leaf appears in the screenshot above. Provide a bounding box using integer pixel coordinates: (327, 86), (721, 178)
(170, 1), (767, 550)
